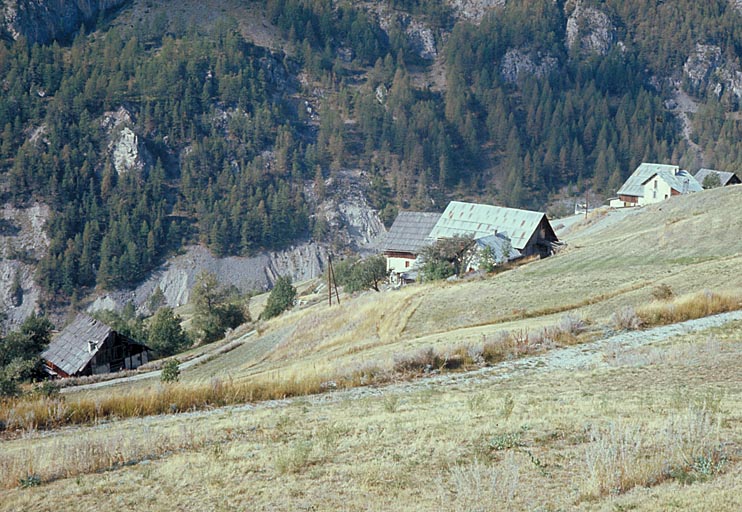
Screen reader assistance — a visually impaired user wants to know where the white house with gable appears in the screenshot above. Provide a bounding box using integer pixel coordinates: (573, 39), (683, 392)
(611, 163), (702, 207)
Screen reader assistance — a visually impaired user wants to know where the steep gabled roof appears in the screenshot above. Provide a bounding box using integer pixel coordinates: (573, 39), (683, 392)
(382, 211), (441, 254)
(42, 314), (112, 376)
(617, 163), (680, 197)
(694, 168), (739, 186)
(429, 201), (550, 251)
(42, 314), (147, 376)
(643, 169), (702, 194)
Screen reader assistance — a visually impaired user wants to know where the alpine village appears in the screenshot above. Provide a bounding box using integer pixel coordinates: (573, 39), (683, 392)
(1, 1), (742, 510)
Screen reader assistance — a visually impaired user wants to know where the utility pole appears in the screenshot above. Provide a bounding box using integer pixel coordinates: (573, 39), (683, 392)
(585, 190), (589, 219)
(327, 253), (340, 306)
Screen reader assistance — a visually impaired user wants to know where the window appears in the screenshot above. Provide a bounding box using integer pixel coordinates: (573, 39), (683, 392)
(405, 261), (410, 268)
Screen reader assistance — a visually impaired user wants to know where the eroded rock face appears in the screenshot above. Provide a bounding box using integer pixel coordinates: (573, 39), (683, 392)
(0, 203), (49, 331)
(1, 0), (128, 44)
(500, 48), (558, 84)
(102, 107), (151, 174)
(448, 0), (506, 22)
(566, 4), (617, 56)
(370, 6), (437, 61)
(684, 43), (742, 100)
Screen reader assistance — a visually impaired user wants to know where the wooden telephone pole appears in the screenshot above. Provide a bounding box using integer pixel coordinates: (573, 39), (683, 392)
(327, 253), (341, 306)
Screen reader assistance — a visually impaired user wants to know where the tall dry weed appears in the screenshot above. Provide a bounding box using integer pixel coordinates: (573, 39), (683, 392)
(637, 290), (741, 326)
(580, 404), (724, 498)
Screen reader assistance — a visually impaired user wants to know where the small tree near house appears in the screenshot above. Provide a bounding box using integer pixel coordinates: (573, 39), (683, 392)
(334, 255), (388, 292)
(420, 234), (476, 281)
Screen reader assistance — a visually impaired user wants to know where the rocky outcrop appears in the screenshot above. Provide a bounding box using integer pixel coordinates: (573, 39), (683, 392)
(500, 48), (558, 84)
(0, 203), (49, 331)
(369, 6), (438, 61)
(683, 43), (742, 100)
(1, 0), (128, 44)
(101, 107), (151, 174)
(732, 1), (742, 14)
(448, 0), (505, 22)
(565, 4), (617, 56)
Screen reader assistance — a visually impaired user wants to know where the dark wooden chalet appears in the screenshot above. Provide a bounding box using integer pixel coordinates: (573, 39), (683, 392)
(42, 314), (151, 378)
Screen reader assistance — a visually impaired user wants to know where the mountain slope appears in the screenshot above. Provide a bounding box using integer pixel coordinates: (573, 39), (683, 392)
(0, 0), (741, 328)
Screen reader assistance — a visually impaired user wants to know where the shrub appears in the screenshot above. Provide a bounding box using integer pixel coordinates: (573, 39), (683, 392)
(651, 283), (674, 301)
(581, 405), (725, 498)
(161, 359), (181, 383)
(275, 440), (313, 474)
(610, 306), (641, 330)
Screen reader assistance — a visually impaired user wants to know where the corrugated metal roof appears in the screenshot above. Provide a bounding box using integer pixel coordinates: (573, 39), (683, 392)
(695, 168), (739, 186)
(429, 201), (546, 251)
(617, 163), (680, 197)
(475, 234), (522, 262)
(381, 211), (441, 253)
(42, 314), (112, 376)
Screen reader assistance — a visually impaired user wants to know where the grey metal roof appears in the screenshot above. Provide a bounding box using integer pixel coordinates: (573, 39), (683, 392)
(694, 168), (739, 186)
(381, 211), (441, 253)
(475, 233), (522, 262)
(617, 163), (679, 197)
(42, 314), (113, 375)
(429, 201), (548, 251)
(617, 163), (702, 197)
(641, 169), (702, 194)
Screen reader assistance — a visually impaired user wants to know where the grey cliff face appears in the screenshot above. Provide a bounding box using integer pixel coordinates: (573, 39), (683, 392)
(565, 5), (617, 56)
(1, 0), (127, 44)
(684, 43), (742, 101)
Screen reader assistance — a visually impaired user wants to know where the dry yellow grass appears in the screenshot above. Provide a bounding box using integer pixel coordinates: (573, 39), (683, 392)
(1, 319), (740, 511)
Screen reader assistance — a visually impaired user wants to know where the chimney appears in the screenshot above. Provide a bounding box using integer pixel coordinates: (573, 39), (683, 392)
(88, 340), (98, 353)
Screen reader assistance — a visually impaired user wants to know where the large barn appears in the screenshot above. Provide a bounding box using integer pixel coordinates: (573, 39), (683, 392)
(428, 201), (559, 259)
(42, 314), (151, 378)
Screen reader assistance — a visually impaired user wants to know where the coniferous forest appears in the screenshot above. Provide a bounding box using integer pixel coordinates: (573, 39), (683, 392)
(1, 0), (741, 301)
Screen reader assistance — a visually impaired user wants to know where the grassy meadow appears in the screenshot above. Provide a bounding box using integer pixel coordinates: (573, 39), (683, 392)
(1, 186), (742, 510)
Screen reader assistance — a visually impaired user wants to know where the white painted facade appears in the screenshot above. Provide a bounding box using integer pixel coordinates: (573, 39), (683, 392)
(639, 175), (675, 205)
(386, 255), (416, 274)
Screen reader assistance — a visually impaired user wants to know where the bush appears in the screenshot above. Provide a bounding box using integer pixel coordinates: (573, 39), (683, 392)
(611, 306), (641, 330)
(161, 359), (181, 383)
(651, 284), (674, 301)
